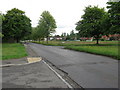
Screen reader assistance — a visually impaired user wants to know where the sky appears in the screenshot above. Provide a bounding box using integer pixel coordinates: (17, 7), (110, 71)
(1, 0), (108, 35)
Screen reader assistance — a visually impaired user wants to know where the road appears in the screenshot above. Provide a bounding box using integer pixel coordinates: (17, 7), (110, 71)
(29, 43), (118, 88)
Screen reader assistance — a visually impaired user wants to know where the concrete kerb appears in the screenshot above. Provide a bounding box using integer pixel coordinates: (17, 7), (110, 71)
(0, 57), (42, 68)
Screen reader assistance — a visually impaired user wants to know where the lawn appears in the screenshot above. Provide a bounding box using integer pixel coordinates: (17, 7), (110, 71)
(65, 46), (119, 60)
(2, 43), (27, 60)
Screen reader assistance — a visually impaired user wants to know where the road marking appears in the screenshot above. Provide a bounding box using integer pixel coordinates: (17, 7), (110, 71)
(42, 60), (73, 89)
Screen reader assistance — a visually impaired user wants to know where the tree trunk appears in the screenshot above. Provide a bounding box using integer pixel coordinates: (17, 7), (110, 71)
(46, 36), (48, 44)
(16, 38), (19, 43)
(39, 38), (40, 42)
(96, 38), (99, 44)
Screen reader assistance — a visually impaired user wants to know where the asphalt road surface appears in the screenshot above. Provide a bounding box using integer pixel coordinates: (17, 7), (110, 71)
(29, 43), (118, 88)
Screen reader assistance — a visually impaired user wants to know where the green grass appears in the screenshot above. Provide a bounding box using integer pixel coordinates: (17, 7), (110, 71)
(2, 43), (27, 60)
(32, 41), (119, 60)
(65, 46), (119, 60)
(32, 41), (119, 46)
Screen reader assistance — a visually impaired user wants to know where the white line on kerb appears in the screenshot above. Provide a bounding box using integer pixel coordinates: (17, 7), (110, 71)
(42, 60), (73, 88)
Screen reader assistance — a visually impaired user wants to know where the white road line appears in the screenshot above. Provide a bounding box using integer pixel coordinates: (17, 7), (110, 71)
(42, 60), (73, 89)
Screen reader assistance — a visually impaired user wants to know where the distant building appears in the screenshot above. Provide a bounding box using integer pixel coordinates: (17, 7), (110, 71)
(79, 34), (120, 41)
(80, 37), (93, 41)
(54, 35), (62, 40)
(101, 34), (120, 40)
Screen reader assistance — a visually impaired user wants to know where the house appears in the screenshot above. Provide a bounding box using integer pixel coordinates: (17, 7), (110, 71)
(101, 34), (120, 40)
(53, 35), (62, 40)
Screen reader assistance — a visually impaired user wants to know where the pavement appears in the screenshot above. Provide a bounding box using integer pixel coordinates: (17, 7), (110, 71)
(2, 61), (69, 88)
(1, 57), (27, 67)
(2, 44), (76, 89)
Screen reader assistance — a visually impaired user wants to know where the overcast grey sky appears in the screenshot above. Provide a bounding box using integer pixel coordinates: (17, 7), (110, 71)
(1, 0), (108, 35)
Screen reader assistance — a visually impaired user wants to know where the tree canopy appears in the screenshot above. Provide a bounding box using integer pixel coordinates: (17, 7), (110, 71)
(36, 11), (57, 42)
(2, 8), (32, 43)
(76, 6), (106, 44)
(107, 1), (120, 34)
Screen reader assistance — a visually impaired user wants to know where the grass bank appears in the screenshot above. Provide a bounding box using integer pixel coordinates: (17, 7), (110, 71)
(2, 43), (27, 60)
(65, 46), (119, 60)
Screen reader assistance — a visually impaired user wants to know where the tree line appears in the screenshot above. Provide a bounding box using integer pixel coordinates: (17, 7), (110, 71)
(1, 8), (57, 43)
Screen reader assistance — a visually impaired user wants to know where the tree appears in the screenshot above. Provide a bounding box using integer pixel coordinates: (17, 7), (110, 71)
(69, 30), (76, 40)
(76, 6), (106, 44)
(61, 32), (67, 40)
(37, 18), (48, 42)
(2, 8), (32, 43)
(31, 27), (38, 41)
(38, 11), (57, 43)
(107, 1), (120, 34)
(66, 33), (70, 40)
(100, 12), (111, 36)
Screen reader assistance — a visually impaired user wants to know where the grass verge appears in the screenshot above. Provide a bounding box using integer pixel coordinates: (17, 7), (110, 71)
(2, 43), (27, 60)
(65, 46), (119, 60)
(32, 41), (119, 60)
(32, 41), (119, 46)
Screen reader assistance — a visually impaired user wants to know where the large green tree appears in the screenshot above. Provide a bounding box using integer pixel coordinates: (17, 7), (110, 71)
(107, 1), (120, 34)
(2, 8), (32, 43)
(38, 11), (57, 43)
(76, 6), (106, 44)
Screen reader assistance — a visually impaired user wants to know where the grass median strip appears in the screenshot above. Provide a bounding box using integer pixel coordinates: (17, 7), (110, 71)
(65, 46), (119, 60)
(2, 43), (27, 60)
